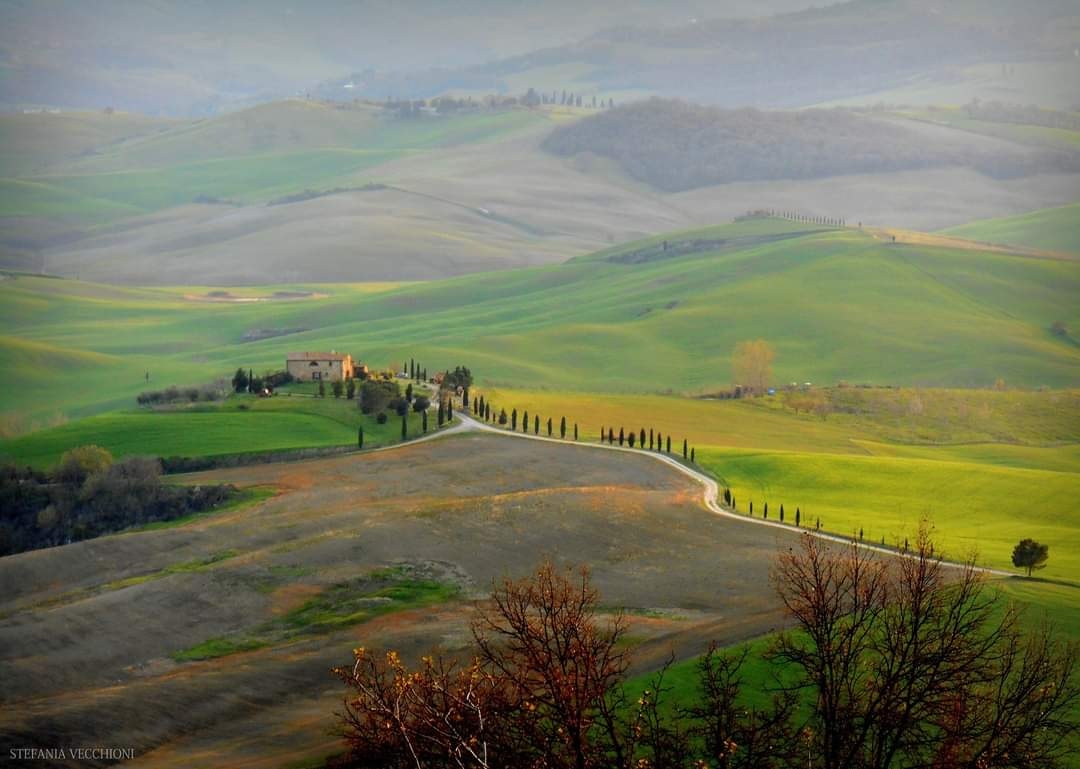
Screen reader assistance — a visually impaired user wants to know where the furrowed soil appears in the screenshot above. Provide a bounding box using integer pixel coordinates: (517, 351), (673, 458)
(0, 433), (795, 768)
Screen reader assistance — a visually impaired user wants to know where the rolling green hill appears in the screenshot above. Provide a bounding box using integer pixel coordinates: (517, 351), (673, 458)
(2, 218), (1078, 428)
(942, 204), (1080, 255)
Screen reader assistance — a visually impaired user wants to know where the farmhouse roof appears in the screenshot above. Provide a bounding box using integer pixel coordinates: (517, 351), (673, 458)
(286, 351), (350, 361)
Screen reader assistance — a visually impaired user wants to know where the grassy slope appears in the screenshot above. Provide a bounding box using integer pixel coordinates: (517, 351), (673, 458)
(698, 447), (1079, 581)
(942, 204), (1080, 255)
(0, 394), (429, 469)
(1, 103), (550, 220)
(2, 221), (1078, 424)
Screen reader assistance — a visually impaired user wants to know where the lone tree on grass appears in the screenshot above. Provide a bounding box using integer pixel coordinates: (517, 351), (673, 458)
(732, 339), (775, 396)
(1012, 538), (1049, 577)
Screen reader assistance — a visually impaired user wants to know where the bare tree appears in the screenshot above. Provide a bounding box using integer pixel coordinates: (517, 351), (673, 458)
(771, 527), (1079, 769)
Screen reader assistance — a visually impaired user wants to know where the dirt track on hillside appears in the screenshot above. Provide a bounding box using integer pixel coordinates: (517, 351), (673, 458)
(0, 433), (797, 768)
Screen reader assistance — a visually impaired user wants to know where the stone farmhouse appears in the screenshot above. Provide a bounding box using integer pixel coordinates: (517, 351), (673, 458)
(285, 351), (366, 382)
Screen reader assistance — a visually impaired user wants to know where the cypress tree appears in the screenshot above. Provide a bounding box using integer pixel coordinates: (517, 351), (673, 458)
(401, 412), (407, 440)
(547, 417), (552, 436)
(628, 432), (636, 448)
(422, 410), (428, 433)
(640, 428), (646, 447)
(750, 501), (754, 515)
(248, 369), (254, 393)
(357, 426), (364, 448)
(795, 508), (800, 527)
(523, 410), (529, 433)
(666, 436), (671, 453)
(574, 423), (578, 440)
(438, 401), (445, 426)
(318, 379), (326, 398)
(534, 415), (539, 435)
(406, 383), (414, 402)
(608, 429), (615, 445)
(619, 428), (625, 446)
(763, 505), (768, 520)
(601, 426), (606, 443)
(462, 387), (469, 408)
(731, 495), (736, 511)
(682, 439), (688, 459)
(649, 429), (654, 450)
(690, 447), (695, 463)
(447, 401), (453, 420)
(560, 416), (566, 439)
(764, 502), (768, 517)
(656, 431), (662, 452)
(780, 506), (784, 523)
(859, 527), (864, 541)
(511, 408), (518, 431)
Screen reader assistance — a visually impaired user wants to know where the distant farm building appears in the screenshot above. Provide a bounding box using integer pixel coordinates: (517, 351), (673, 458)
(286, 352), (357, 382)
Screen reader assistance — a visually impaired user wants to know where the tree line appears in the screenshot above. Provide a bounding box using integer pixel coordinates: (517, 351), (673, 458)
(332, 530), (1078, 768)
(0, 446), (236, 556)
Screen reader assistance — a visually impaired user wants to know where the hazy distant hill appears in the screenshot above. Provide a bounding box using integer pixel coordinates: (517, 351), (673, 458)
(3, 98), (1079, 284)
(542, 99), (1080, 192)
(322, 0), (1080, 109)
(0, 0), (826, 115)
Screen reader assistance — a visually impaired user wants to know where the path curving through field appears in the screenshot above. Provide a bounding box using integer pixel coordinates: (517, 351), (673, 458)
(448, 411), (1017, 578)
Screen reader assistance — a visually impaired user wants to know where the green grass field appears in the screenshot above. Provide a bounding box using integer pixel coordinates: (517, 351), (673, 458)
(0, 394), (432, 469)
(3, 220), (1078, 427)
(942, 204), (1080, 255)
(699, 447), (1080, 581)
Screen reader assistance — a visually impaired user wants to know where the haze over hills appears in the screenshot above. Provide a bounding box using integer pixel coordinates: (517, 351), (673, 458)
(318, 0), (1080, 109)
(0, 0), (829, 116)
(3, 97), (1079, 284)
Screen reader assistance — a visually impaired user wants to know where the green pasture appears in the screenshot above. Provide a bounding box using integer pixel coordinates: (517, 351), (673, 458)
(0, 394), (430, 469)
(942, 203), (1080, 255)
(3, 221), (1078, 425)
(698, 447), (1080, 582)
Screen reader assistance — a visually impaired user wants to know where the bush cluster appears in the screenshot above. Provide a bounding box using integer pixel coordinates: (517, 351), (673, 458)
(0, 448), (236, 555)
